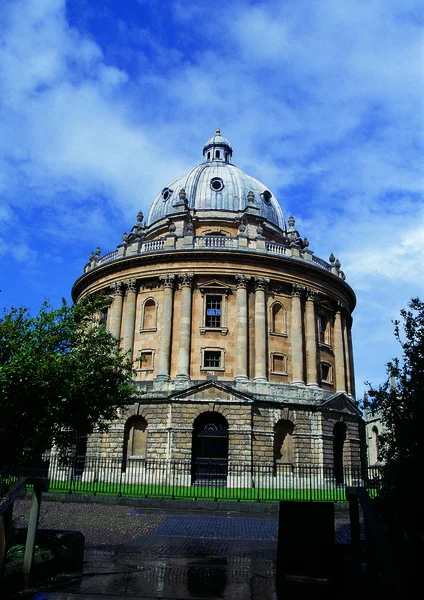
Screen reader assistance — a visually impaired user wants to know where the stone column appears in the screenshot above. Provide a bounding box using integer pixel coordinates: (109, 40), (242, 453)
(254, 277), (268, 382)
(121, 279), (137, 360)
(347, 317), (356, 397)
(235, 275), (249, 381)
(334, 305), (346, 393)
(176, 274), (194, 380)
(108, 281), (124, 341)
(291, 284), (305, 385)
(156, 274), (175, 380)
(342, 315), (352, 395)
(305, 289), (318, 387)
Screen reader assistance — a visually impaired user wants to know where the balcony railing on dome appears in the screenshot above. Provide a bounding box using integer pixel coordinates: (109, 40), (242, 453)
(0, 458), (383, 503)
(90, 237), (335, 275)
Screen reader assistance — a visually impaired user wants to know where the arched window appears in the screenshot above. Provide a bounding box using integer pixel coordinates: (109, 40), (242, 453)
(215, 150), (220, 159)
(123, 416), (148, 461)
(140, 298), (157, 331)
(333, 422), (347, 484)
(371, 425), (380, 464)
(274, 419), (294, 463)
(270, 302), (287, 335)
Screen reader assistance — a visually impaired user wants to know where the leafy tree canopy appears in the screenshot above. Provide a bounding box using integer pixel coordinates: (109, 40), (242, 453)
(0, 296), (134, 463)
(366, 297), (424, 552)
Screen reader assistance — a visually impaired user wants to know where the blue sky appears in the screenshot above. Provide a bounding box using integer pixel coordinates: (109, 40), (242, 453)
(1, 0), (423, 397)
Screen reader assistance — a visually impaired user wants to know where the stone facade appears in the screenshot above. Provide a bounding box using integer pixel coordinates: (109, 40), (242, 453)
(73, 131), (366, 478)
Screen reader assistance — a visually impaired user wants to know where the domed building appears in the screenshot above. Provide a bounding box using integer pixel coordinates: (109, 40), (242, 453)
(72, 130), (364, 485)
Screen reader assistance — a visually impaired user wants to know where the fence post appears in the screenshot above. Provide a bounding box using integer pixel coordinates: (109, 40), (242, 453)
(22, 481), (45, 588)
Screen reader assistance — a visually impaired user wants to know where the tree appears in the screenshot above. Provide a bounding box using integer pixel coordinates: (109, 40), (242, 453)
(366, 297), (424, 582)
(0, 296), (135, 464)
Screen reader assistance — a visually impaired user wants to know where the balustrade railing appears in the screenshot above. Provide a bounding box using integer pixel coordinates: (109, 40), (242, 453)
(89, 236), (333, 274)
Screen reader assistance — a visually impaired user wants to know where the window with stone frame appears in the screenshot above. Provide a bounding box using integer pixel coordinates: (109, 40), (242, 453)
(140, 298), (158, 331)
(205, 295), (222, 328)
(99, 306), (109, 326)
(270, 301), (288, 335)
(138, 349), (154, 371)
(271, 352), (288, 375)
(320, 361), (333, 383)
(201, 347), (225, 371)
(319, 312), (332, 346)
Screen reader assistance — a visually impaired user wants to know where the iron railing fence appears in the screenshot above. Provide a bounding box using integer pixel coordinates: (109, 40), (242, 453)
(0, 457), (383, 503)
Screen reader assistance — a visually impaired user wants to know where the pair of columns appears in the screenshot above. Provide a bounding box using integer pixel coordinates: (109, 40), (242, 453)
(291, 285), (353, 394)
(108, 279), (137, 358)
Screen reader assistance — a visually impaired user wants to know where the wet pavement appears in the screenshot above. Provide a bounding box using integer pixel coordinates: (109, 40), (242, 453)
(11, 500), (353, 599)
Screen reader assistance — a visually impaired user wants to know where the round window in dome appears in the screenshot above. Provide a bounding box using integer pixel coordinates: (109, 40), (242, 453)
(210, 178), (224, 192)
(161, 187), (173, 201)
(262, 190), (272, 204)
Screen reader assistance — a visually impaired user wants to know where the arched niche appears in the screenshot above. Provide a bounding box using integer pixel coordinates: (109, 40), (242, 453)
(274, 419), (295, 463)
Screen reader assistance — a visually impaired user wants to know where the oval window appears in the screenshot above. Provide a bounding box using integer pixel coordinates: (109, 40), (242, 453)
(262, 190), (272, 204)
(210, 178), (224, 192)
(162, 188), (172, 201)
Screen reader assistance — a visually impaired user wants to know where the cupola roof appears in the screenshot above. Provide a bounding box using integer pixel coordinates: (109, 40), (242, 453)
(146, 130), (285, 230)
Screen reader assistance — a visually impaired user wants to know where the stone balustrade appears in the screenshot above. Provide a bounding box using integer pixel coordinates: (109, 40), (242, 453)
(85, 235), (339, 277)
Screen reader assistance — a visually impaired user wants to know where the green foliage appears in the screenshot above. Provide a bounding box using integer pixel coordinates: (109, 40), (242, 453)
(366, 297), (424, 565)
(0, 296), (135, 462)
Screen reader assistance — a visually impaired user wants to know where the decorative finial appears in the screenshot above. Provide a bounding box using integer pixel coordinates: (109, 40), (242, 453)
(329, 253), (335, 264)
(247, 190), (255, 203)
(179, 188), (187, 203)
(216, 128), (221, 135)
(288, 216), (295, 228)
(122, 232), (128, 244)
(136, 211), (143, 224)
(303, 237), (309, 248)
(94, 246), (101, 257)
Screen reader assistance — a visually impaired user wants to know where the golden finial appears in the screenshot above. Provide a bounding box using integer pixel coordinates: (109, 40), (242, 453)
(216, 127), (221, 135)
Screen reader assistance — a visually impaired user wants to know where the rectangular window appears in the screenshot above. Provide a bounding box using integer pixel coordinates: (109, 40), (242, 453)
(139, 350), (154, 370)
(206, 296), (222, 328)
(272, 353), (287, 374)
(321, 362), (332, 383)
(204, 350), (222, 368)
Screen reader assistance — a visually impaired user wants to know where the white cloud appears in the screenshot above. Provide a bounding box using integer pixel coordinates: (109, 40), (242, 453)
(0, 0), (422, 396)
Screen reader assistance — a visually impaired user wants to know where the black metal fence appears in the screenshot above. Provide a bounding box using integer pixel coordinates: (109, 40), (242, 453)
(1, 457), (383, 503)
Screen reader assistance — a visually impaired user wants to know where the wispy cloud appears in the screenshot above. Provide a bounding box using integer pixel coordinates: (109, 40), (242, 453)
(0, 0), (422, 394)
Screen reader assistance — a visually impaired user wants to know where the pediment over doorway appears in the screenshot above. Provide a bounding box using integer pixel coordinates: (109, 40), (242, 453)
(321, 392), (361, 416)
(169, 380), (253, 404)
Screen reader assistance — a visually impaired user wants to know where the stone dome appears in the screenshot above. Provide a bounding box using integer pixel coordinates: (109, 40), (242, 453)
(146, 130), (285, 229)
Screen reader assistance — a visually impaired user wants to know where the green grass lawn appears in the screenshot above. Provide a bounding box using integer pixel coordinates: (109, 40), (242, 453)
(44, 478), (373, 502)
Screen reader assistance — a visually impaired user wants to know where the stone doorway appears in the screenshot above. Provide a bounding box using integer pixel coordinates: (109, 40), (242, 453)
(191, 412), (229, 484)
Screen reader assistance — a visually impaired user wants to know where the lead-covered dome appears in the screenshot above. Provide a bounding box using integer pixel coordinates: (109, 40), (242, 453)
(146, 130), (285, 229)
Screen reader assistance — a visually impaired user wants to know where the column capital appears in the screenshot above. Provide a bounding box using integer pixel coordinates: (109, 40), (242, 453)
(254, 276), (269, 291)
(111, 281), (124, 296)
(235, 274), (249, 289)
(179, 273), (194, 288)
(291, 283), (304, 297)
(159, 274), (176, 289)
(125, 279), (137, 293)
(305, 287), (317, 301)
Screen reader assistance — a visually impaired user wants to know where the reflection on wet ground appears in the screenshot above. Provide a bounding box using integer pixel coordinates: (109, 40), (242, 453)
(14, 503), (353, 599)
